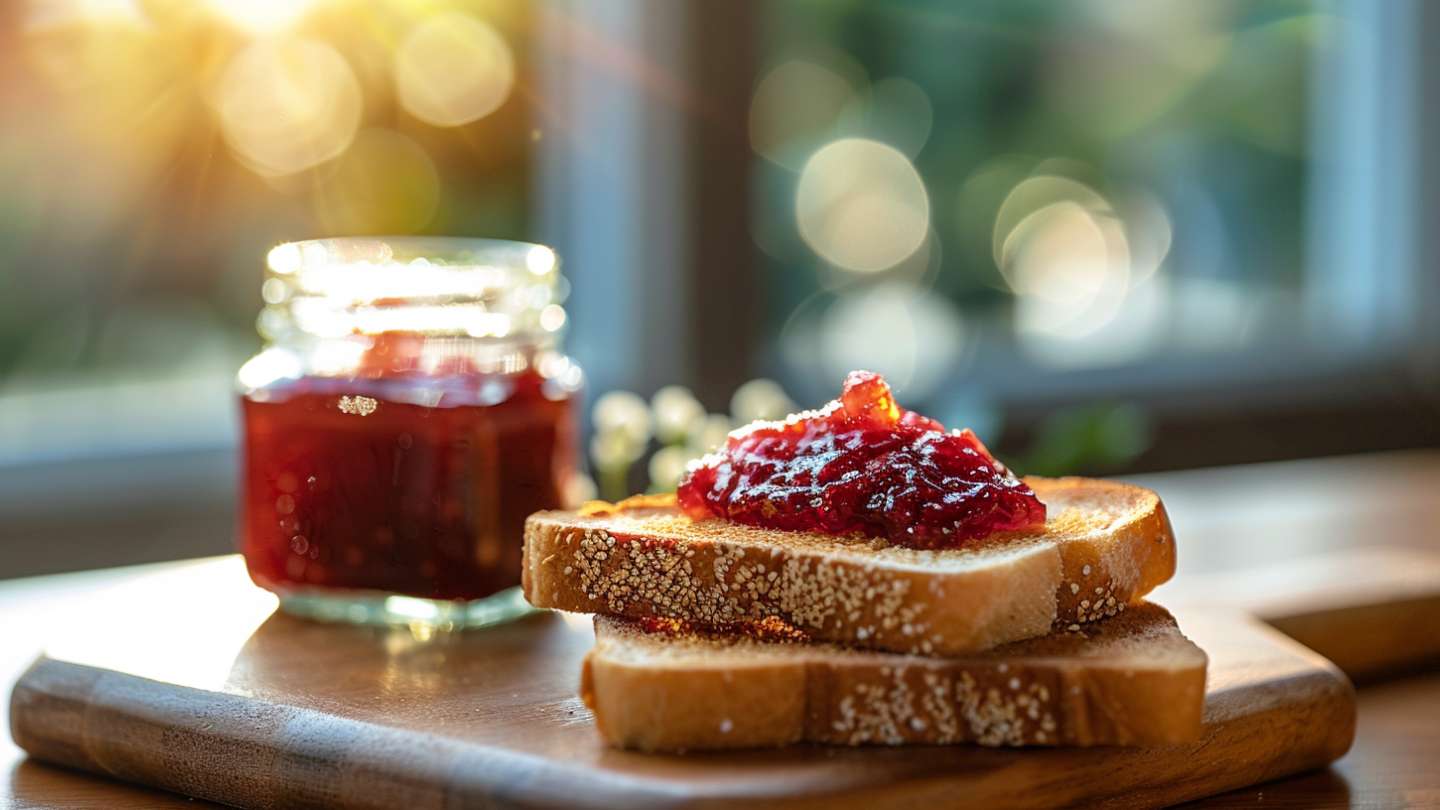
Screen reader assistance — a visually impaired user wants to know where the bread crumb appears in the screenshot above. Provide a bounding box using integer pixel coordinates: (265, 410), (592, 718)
(1082, 564), (1092, 576)
(719, 718), (733, 733)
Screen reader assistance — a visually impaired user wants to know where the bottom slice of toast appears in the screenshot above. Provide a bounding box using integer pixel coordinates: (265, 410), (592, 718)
(581, 602), (1206, 752)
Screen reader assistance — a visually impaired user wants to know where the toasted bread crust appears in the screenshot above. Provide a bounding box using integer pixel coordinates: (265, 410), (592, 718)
(524, 477), (1176, 656)
(582, 603), (1206, 751)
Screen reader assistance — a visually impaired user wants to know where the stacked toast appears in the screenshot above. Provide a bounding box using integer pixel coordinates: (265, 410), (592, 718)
(522, 477), (1206, 752)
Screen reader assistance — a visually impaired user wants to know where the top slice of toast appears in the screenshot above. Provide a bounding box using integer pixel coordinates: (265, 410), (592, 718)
(523, 476), (1176, 656)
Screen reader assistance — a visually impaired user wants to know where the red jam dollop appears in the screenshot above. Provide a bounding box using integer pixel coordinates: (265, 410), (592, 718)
(676, 370), (1045, 549)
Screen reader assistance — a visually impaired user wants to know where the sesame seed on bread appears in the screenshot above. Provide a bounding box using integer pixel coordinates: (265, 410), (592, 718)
(582, 602), (1207, 751)
(523, 477), (1177, 656)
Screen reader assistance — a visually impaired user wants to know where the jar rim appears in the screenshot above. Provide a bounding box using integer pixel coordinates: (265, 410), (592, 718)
(260, 236), (566, 341)
(267, 234), (558, 279)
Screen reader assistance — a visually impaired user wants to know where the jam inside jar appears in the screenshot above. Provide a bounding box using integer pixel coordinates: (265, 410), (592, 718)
(237, 237), (582, 627)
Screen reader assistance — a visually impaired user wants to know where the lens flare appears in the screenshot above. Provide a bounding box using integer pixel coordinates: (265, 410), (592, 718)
(796, 138), (930, 274)
(212, 38), (362, 176)
(395, 12), (515, 127)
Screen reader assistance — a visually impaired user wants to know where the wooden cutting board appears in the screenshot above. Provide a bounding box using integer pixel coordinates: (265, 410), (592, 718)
(8, 550), (1432, 810)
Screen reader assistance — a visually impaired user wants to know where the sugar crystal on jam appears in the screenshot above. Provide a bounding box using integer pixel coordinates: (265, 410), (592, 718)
(676, 370), (1045, 549)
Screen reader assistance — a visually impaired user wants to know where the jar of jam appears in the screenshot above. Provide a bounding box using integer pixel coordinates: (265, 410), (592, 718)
(237, 237), (582, 627)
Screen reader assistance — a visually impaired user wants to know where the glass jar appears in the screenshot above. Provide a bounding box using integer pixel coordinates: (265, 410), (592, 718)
(236, 237), (582, 628)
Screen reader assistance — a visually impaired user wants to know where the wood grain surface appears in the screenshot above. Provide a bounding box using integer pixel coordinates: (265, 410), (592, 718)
(1159, 546), (1440, 680)
(6, 548), (1359, 810)
(5, 451), (1440, 808)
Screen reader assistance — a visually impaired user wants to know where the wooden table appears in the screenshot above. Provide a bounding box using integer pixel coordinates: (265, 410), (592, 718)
(4, 451), (1440, 809)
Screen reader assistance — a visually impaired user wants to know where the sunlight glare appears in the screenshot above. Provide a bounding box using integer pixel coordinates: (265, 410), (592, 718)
(207, 0), (317, 34)
(25, 0), (147, 28)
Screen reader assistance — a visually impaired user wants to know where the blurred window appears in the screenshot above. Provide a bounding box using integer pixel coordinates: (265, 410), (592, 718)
(1, 0), (1436, 520)
(745, 0), (1426, 430)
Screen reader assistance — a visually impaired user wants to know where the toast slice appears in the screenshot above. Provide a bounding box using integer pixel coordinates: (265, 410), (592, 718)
(581, 602), (1206, 751)
(524, 477), (1176, 656)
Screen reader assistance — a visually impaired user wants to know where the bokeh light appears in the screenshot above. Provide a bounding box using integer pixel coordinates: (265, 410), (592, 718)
(993, 174), (1111, 270)
(1007, 200), (1131, 340)
(841, 77), (933, 158)
(311, 129), (440, 234)
(206, 0), (317, 34)
(749, 59), (860, 170)
(954, 154), (1034, 273)
(526, 245), (557, 276)
(779, 282), (964, 400)
(539, 304), (566, 332)
(796, 138), (930, 273)
(819, 282), (965, 398)
(989, 165), (1177, 365)
(394, 12), (515, 128)
(212, 38), (362, 176)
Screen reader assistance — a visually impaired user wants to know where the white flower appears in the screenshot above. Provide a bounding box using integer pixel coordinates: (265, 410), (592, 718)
(648, 445), (694, 491)
(564, 472), (598, 507)
(651, 385), (705, 444)
(590, 429), (645, 472)
(593, 390), (652, 446)
(689, 413), (733, 452)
